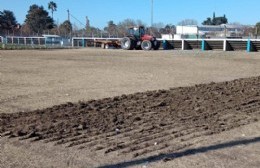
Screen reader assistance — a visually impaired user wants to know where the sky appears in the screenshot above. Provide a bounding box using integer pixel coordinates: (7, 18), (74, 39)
(1, 0), (260, 28)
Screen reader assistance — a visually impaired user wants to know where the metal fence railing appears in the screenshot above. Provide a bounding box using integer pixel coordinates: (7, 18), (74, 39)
(2, 35), (260, 52)
(72, 37), (260, 52)
(0, 36), (71, 48)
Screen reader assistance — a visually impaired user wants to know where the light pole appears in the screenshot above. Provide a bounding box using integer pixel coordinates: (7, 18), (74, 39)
(151, 0), (154, 27)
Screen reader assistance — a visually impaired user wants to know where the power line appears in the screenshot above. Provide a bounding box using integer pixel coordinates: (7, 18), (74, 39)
(70, 14), (85, 27)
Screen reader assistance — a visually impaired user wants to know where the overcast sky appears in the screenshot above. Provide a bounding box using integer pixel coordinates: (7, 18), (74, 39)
(1, 0), (259, 28)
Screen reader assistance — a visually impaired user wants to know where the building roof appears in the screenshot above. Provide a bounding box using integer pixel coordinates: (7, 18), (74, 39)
(42, 34), (60, 38)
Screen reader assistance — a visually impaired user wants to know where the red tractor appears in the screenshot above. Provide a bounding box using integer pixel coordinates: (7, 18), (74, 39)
(121, 26), (160, 50)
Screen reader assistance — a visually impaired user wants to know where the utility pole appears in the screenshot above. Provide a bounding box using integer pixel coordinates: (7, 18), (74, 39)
(151, 0), (154, 27)
(67, 9), (71, 41)
(67, 9), (70, 22)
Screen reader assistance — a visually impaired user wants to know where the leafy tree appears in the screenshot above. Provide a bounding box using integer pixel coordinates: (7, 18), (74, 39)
(202, 13), (228, 25)
(202, 17), (212, 25)
(25, 4), (54, 34)
(213, 14), (227, 25)
(0, 10), (18, 34)
(48, 1), (57, 19)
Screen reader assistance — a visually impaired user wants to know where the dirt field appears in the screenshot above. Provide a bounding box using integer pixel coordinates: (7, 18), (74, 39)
(0, 49), (260, 168)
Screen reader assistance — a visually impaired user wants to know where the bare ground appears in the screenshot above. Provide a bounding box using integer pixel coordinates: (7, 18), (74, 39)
(0, 49), (260, 168)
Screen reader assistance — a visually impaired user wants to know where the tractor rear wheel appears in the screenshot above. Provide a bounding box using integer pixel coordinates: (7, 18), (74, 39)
(141, 40), (152, 50)
(153, 40), (160, 50)
(121, 37), (136, 50)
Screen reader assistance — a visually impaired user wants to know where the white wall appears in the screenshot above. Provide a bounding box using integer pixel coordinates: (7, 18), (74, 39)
(161, 34), (173, 40)
(176, 26), (198, 35)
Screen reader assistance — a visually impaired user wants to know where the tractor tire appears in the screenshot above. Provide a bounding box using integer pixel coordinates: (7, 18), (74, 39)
(141, 40), (152, 50)
(153, 40), (160, 50)
(121, 37), (136, 50)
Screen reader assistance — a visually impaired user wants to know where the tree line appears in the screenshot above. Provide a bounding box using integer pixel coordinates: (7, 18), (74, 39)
(0, 1), (73, 37)
(1, 1), (260, 38)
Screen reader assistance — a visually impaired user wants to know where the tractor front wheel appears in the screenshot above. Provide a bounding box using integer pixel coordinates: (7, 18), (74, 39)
(141, 40), (152, 50)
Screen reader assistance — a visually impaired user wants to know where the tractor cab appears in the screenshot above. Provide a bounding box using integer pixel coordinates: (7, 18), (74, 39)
(128, 26), (145, 38)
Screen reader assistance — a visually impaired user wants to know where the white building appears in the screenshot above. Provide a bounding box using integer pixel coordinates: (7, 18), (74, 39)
(176, 24), (244, 39)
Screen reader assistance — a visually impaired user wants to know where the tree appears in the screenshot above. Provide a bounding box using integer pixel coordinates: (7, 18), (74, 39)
(0, 10), (18, 35)
(136, 20), (147, 27)
(117, 19), (147, 37)
(243, 26), (254, 37)
(59, 20), (72, 37)
(117, 19), (136, 36)
(25, 4), (55, 34)
(104, 20), (117, 37)
(229, 22), (242, 26)
(178, 19), (198, 26)
(20, 23), (32, 36)
(152, 22), (165, 30)
(160, 24), (176, 34)
(202, 13), (228, 25)
(255, 22), (260, 38)
(202, 17), (212, 25)
(48, 1), (57, 19)
(214, 14), (227, 25)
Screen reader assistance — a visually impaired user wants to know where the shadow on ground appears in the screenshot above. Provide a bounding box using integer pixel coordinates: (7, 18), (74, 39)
(97, 137), (260, 168)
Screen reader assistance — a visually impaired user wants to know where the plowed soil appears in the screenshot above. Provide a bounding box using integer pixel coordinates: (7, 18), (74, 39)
(1, 76), (260, 160)
(1, 49), (260, 168)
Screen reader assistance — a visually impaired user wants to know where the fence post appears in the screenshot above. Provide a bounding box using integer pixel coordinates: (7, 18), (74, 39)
(247, 39), (251, 52)
(162, 40), (168, 50)
(201, 40), (205, 51)
(181, 39), (185, 50)
(82, 38), (85, 48)
(3, 37), (7, 48)
(45, 37), (47, 46)
(223, 39), (227, 51)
